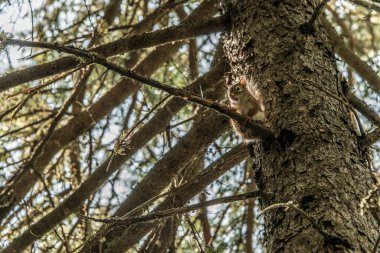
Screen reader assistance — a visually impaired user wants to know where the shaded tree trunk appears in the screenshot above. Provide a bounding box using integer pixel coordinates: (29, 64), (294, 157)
(222, 0), (378, 252)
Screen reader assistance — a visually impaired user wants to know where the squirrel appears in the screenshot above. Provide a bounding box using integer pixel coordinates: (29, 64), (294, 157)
(227, 77), (265, 142)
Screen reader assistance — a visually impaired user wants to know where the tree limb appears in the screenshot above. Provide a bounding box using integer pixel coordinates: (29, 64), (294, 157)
(322, 17), (380, 94)
(0, 15), (224, 92)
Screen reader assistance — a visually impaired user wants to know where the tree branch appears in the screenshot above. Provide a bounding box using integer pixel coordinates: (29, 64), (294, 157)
(82, 144), (250, 252)
(322, 17), (380, 95)
(3, 40), (274, 139)
(0, 15), (224, 92)
(347, 93), (380, 128)
(350, 0), (380, 13)
(301, 0), (330, 33)
(0, 0), (220, 222)
(77, 190), (262, 225)
(2, 67), (224, 253)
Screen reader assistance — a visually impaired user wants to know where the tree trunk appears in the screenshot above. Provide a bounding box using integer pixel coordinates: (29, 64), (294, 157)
(222, 0), (378, 252)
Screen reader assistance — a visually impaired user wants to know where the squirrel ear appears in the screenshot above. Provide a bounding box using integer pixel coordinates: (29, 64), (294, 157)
(239, 78), (247, 86)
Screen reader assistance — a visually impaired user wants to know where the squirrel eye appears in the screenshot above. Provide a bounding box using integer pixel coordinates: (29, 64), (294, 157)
(234, 86), (242, 92)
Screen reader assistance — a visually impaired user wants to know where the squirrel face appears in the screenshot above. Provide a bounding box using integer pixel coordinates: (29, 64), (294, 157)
(227, 81), (246, 107)
(227, 77), (265, 142)
(227, 78), (263, 119)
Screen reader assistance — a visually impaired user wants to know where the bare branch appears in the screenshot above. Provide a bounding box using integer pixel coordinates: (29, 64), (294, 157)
(2, 67), (224, 253)
(0, 16), (224, 92)
(79, 190), (262, 252)
(322, 18), (380, 94)
(83, 144), (250, 252)
(301, 0), (330, 33)
(4, 40), (274, 139)
(77, 190), (262, 225)
(347, 93), (380, 128)
(350, 0), (380, 13)
(0, 0), (220, 221)
(3, 69), (89, 199)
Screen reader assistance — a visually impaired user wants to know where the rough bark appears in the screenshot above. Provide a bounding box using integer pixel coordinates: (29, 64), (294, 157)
(222, 0), (378, 252)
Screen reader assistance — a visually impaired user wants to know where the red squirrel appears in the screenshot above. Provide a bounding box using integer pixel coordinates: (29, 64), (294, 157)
(227, 78), (265, 142)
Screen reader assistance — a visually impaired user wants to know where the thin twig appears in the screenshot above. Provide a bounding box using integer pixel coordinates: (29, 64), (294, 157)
(76, 191), (263, 225)
(185, 215), (205, 253)
(6, 67), (80, 98)
(260, 202), (322, 231)
(322, 17), (380, 94)
(0, 114), (55, 139)
(106, 95), (171, 171)
(3, 73), (88, 198)
(168, 115), (197, 129)
(10, 92), (34, 120)
(307, 0), (330, 29)
(27, 0), (34, 42)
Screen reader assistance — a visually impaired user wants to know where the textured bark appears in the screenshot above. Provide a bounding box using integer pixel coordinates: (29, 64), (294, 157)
(223, 0), (378, 252)
(246, 161), (256, 253)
